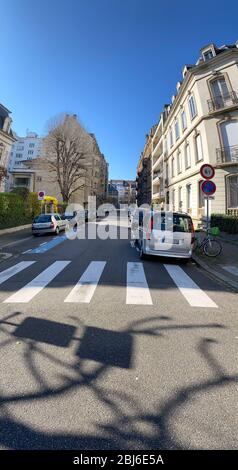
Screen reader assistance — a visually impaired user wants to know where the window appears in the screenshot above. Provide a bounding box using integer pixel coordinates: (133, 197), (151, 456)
(187, 184), (192, 210)
(16, 153), (23, 158)
(175, 119), (180, 140)
(195, 134), (203, 162)
(28, 150), (34, 155)
(185, 143), (191, 168)
(14, 178), (30, 187)
(203, 49), (214, 61)
(17, 146), (24, 151)
(169, 127), (173, 148)
(172, 189), (176, 210)
(153, 213), (192, 232)
(188, 95), (197, 119)
(29, 143), (35, 148)
(198, 180), (205, 208)
(178, 186), (183, 210)
(227, 175), (238, 208)
(167, 134), (170, 152)
(171, 157), (175, 177)
(181, 109), (187, 130)
(177, 152), (182, 174)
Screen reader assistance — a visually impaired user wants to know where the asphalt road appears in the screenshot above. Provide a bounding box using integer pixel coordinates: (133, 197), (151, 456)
(0, 213), (237, 450)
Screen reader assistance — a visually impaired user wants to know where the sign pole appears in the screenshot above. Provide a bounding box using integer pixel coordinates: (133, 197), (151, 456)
(206, 197), (209, 232)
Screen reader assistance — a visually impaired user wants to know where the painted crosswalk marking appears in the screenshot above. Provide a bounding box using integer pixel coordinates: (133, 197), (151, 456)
(4, 261), (70, 303)
(221, 265), (238, 277)
(163, 264), (218, 308)
(64, 261), (106, 303)
(126, 262), (152, 305)
(0, 261), (35, 285)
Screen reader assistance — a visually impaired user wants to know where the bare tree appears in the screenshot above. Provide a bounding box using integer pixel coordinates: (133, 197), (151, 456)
(44, 114), (94, 203)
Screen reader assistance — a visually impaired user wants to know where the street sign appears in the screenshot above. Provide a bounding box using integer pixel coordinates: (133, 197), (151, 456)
(201, 180), (216, 196)
(38, 190), (45, 200)
(200, 163), (215, 180)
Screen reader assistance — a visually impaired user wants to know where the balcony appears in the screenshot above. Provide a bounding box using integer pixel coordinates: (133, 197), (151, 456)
(208, 91), (238, 113)
(153, 168), (163, 180)
(216, 145), (238, 164)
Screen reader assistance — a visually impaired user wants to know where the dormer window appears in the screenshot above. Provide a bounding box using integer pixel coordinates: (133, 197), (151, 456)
(203, 49), (214, 61)
(201, 44), (216, 61)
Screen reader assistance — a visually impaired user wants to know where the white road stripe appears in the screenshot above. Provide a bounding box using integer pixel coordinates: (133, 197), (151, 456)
(163, 264), (218, 308)
(0, 261), (35, 285)
(64, 261), (106, 303)
(4, 261), (70, 303)
(222, 265), (238, 277)
(126, 262), (152, 305)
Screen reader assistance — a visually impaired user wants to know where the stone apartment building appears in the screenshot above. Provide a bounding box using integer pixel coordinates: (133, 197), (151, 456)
(151, 41), (238, 225)
(7, 131), (43, 192)
(110, 179), (136, 205)
(8, 122), (108, 208)
(136, 124), (157, 206)
(0, 103), (16, 192)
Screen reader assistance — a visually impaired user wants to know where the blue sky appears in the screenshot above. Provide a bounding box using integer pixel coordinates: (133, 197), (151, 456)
(1, 0), (237, 179)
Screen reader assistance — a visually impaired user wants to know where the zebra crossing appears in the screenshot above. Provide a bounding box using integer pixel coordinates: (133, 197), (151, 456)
(0, 260), (218, 308)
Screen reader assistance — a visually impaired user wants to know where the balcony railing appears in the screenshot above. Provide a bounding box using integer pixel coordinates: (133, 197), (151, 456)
(216, 145), (238, 163)
(153, 169), (163, 180)
(208, 91), (238, 112)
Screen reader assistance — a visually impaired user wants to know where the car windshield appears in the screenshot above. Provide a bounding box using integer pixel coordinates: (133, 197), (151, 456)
(33, 215), (52, 223)
(152, 213), (192, 232)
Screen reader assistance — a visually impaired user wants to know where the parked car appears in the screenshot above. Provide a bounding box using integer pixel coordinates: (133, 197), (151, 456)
(136, 211), (195, 260)
(32, 213), (67, 236)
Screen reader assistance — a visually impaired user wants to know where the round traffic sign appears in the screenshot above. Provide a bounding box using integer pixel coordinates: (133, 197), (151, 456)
(201, 180), (216, 196)
(200, 164), (215, 180)
(38, 190), (45, 200)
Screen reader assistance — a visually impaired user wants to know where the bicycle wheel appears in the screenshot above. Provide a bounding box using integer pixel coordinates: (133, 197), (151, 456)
(203, 238), (222, 257)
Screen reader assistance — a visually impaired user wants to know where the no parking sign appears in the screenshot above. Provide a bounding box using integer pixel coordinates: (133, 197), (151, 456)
(38, 191), (45, 200)
(201, 180), (216, 196)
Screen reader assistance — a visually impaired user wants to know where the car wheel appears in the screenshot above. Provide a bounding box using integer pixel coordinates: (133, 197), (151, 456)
(55, 226), (60, 235)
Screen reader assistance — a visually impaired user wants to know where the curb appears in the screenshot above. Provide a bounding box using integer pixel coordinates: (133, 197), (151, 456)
(0, 253), (13, 263)
(0, 224), (31, 236)
(192, 252), (238, 291)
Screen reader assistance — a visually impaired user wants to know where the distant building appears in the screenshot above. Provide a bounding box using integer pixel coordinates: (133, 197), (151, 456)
(107, 182), (119, 205)
(7, 119), (109, 207)
(0, 103), (16, 192)
(7, 131), (43, 191)
(110, 179), (136, 205)
(136, 124), (157, 206)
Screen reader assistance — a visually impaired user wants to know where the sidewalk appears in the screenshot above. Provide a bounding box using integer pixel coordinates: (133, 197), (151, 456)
(193, 231), (238, 291)
(0, 223), (31, 235)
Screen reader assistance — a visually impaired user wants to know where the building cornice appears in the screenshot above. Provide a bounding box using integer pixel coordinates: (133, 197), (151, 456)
(163, 49), (238, 132)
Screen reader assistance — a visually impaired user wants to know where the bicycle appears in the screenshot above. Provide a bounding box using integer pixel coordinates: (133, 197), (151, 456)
(194, 227), (222, 257)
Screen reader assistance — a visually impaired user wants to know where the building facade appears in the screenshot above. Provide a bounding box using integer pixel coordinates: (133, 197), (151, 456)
(107, 182), (119, 205)
(7, 131), (43, 191)
(8, 124), (108, 208)
(136, 124), (157, 206)
(0, 103), (16, 192)
(151, 41), (238, 224)
(110, 179), (137, 205)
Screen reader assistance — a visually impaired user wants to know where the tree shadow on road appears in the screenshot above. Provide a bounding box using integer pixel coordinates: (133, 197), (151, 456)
(0, 312), (236, 449)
